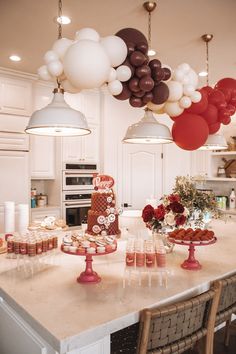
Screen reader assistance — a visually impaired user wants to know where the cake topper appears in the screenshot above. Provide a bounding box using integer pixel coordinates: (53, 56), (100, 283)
(93, 174), (114, 190)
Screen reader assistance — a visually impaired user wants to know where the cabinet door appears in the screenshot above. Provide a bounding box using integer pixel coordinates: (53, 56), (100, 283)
(0, 131), (29, 151)
(82, 124), (100, 163)
(30, 136), (55, 179)
(190, 150), (210, 177)
(121, 145), (163, 209)
(0, 77), (32, 116)
(62, 136), (83, 162)
(162, 144), (192, 194)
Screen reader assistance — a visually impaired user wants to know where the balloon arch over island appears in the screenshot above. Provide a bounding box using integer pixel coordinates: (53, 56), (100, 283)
(38, 27), (236, 151)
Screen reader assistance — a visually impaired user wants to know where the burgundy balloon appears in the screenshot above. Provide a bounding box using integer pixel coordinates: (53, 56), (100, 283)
(129, 96), (146, 108)
(152, 82), (169, 104)
(142, 92), (154, 104)
(139, 75), (155, 92)
(114, 83), (131, 101)
(122, 59), (135, 77)
(133, 90), (145, 98)
(135, 65), (151, 78)
(149, 59), (162, 70)
(116, 28), (148, 47)
(126, 42), (135, 55)
(152, 68), (165, 82)
(162, 67), (172, 81)
(128, 77), (140, 92)
(136, 42), (148, 55)
(130, 51), (146, 67)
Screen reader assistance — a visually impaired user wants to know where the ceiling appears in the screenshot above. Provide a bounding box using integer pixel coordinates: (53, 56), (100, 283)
(0, 0), (235, 86)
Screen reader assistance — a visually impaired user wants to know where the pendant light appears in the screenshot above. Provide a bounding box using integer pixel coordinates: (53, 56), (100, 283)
(123, 108), (172, 144)
(143, 1), (157, 57)
(25, 0), (91, 137)
(199, 34), (227, 151)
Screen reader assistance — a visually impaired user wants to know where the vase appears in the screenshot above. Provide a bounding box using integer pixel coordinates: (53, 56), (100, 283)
(152, 229), (174, 254)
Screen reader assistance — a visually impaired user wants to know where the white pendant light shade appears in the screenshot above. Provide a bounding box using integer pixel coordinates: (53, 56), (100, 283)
(25, 89), (91, 136)
(123, 109), (173, 144)
(198, 133), (228, 150)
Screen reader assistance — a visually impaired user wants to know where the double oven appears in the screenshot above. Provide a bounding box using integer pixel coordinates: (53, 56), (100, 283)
(62, 162), (97, 227)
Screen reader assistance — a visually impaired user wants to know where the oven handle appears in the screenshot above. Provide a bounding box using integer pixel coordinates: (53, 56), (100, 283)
(64, 203), (91, 207)
(63, 172), (95, 176)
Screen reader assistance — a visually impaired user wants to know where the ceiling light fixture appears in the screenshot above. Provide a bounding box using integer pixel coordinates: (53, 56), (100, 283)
(143, 1), (157, 57)
(9, 55), (21, 62)
(123, 109), (173, 144)
(198, 71), (208, 77)
(56, 15), (71, 25)
(199, 34), (227, 151)
(25, 0), (90, 137)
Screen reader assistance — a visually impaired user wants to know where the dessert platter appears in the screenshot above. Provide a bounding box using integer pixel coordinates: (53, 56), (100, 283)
(168, 228), (217, 270)
(61, 174), (121, 284)
(28, 216), (67, 231)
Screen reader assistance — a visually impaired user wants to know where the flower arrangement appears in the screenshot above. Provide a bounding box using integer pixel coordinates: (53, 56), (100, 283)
(142, 193), (189, 231)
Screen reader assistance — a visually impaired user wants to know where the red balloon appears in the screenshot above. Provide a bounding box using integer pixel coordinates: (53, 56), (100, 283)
(172, 113), (209, 150)
(218, 87), (232, 103)
(186, 90), (208, 114)
(229, 90), (236, 107)
(114, 83), (131, 101)
(221, 116), (231, 125)
(218, 108), (230, 123)
(202, 104), (218, 125)
(201, 86), (214, 96)
(215, 78), (236, 91)
(226, 104), (236, 116)
(208, 89), (225, 106)
(208, 122), (221, 134)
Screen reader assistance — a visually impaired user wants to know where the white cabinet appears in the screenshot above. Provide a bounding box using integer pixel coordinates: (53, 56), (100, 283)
(121, 144), (163, 209)
(0, 131), (29, 151)
(0, 77), (32, 116)
(30, 136), (55, 179)
(30, 83), (55, 179)
(62, 124), (100, 164)
(190, 150), (211, 178)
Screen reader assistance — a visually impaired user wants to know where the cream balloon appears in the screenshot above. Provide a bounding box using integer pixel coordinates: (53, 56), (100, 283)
(146, 102), (165, 113)
(191, 91), (202, 103)
(179, 96), (192, 108)
(47, 60), (63, 77)
(178, 63), (190, 74)
(183, 84), (195, 96)
(52, 38), (73, 60)
(166, 81), (184, 102)
(63, 40), (111, 89)
(75, 28), (100, 42)
(164, 101), (184, 117)
(62, 80), (80, 93)
(44, 50), (59, 64)
(108, 80), (123, 95)
(172, 68), (185, 82)
(187, 69), (199, 89)
(100, 36), (127, 67)
(107, 68), (117, 82)
(116, 65), (132, 82)
(37, 65), (52, 81)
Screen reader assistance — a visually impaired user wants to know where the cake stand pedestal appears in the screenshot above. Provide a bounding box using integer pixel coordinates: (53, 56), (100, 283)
(61, 245), (116, 284)
(168, 238), (217, 270)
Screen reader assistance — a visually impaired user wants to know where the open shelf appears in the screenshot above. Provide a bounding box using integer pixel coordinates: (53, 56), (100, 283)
(207, 177), (236, 182)
(211, 151), (236, 156)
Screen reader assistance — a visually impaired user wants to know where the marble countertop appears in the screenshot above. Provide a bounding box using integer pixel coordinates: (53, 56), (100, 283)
(0, 219), (236, 353)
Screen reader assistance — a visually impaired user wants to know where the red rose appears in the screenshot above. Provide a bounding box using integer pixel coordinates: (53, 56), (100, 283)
(175, 215), (186, 226)
(168, 194), (180, 203)
(169, 201), (184, 214)
(142, 204), (154, 222)
(154, 204), (166, 221)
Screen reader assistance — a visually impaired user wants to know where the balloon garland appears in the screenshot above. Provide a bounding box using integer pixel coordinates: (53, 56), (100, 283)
(37, 26), (235, 151)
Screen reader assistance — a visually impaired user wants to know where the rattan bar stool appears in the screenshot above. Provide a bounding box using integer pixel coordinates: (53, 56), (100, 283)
(214, 272), (236, 346)
(137, 281), (222, 354)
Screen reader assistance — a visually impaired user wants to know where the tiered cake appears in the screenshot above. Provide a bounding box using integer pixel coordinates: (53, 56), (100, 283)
(86, 175), (120, 237)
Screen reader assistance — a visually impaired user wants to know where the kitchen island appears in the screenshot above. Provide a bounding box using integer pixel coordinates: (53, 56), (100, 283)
(0, 219), (236, 354)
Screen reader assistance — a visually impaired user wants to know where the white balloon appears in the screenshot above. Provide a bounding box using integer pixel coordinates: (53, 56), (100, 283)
(179, 96), (192, 108)
(107, 68), (117, 82)
(191, 91), (202, 103)
(147, 101), (165, 113)
(166, 81), (184, 102)
(100, 35), (127, 67)
(178, 63), (191, 73)
(37, 65), (52, 81)
(62, 80), (80, 93)
(182, 75), (190, 85)
(47, 60), (63, 77)
(108, 80), (123, 95)
(173, 68), (185, 82)
(44, 50), (59, 64)
(116, 65), (132, 82)
(183, 84), (195, 96)
(63, 40), (111, 89)
(52, 38), (73, 60)
(164, 102), (184, 117)
(187, 69), (199, 89)
(75, 28), (100, 42)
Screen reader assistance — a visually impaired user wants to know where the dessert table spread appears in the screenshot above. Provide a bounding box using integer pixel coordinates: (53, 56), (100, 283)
(0, 219), (236, 354)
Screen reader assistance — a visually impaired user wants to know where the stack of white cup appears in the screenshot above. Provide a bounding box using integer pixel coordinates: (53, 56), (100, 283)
(4, 201), (15, 233)
(18, 204), (29, 234)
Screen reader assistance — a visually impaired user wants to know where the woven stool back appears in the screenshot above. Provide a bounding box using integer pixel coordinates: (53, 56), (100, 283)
(137, 282), (221, 354)
(215, 272), (236, 325)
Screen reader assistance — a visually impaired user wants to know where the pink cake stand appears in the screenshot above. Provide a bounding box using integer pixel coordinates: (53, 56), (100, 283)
(61, 245), (117, 283)
(168, 237), (217, 270)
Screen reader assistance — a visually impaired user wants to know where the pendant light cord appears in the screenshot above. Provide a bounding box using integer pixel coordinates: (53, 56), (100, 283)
(58, 0), (62, 39)
(202, 34), (213, 86)
(148, 11), (152, 49)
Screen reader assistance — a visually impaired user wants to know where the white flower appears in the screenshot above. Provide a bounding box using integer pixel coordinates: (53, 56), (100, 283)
(183, 207), (189, 217)
(164, 212), (176, 226)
